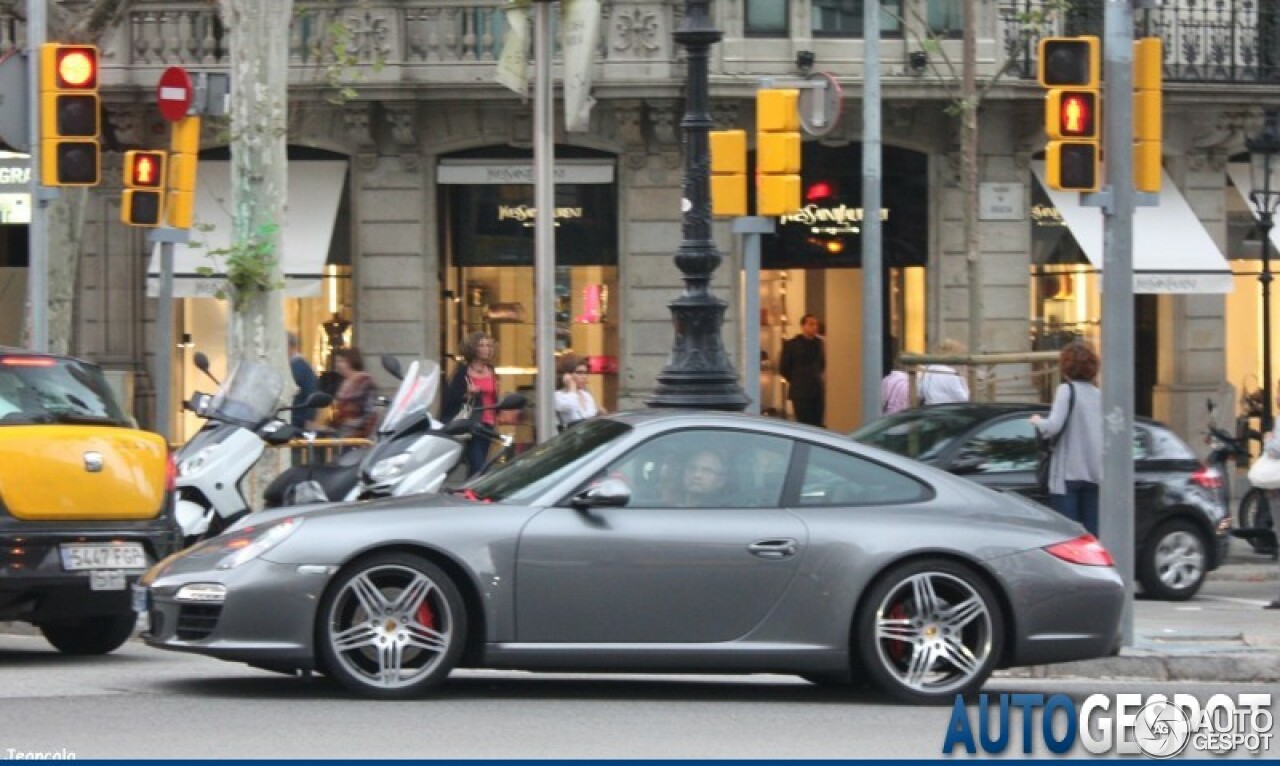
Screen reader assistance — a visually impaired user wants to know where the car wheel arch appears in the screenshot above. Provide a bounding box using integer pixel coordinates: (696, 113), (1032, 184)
(849, 551), (1016, 669)
(326, 543), (488, 668)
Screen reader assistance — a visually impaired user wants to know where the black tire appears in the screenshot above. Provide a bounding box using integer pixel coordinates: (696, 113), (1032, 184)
(855, 559), (1004, 705)
(1238, 488), (1277, 557)
(316, 552), (467, 700)
(38, 613), (137, 655)
(1138, 520), (1207, 601)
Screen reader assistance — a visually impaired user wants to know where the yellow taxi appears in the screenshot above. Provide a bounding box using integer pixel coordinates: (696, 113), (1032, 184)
(0, 348), (180, 654)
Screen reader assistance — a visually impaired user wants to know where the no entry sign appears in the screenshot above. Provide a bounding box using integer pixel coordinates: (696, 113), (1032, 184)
(157, 66), (193, 122)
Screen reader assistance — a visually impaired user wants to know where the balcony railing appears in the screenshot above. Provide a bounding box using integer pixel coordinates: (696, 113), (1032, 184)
(1002, 0), (1280, 83)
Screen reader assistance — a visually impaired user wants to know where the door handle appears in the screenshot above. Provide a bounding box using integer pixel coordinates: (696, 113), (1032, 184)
(748, 538), (798, 559)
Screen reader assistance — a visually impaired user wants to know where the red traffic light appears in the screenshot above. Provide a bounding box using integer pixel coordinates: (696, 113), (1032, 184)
(128, 152), (165, 188)
(805, 180), (834, 202)
(55, 47), (97, 89)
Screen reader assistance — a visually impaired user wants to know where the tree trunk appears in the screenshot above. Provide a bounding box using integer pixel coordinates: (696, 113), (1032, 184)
(962, 0), (981, 395)
(221, 0), (294, 503)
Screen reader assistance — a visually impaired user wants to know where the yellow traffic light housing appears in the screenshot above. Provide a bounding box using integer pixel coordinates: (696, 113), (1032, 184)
(39, 44), (100, 186)
(1133, 37), (1163, 193)
(709, 129), (747, 218)
(121, 150), (167, 227)
(166, 116), (202, 229)
(1039, 37), (1101, 192)
(756, 88), (801, 217)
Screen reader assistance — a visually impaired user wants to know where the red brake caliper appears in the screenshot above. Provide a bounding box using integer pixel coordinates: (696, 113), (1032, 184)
(886, 603), (909, 663)
(416, 600), (436, 631)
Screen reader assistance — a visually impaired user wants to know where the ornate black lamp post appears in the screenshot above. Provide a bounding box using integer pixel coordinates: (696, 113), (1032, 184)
(1247, 110), (1280, 435)
(647, 0), (749, 411)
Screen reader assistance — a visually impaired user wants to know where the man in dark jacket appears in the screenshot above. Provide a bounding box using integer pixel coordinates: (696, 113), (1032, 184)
(779, 314), (825, 427)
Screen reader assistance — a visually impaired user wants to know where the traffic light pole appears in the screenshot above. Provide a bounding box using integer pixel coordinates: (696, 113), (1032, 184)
(25, 0), (48, 352)
(734, 216), (775, 415)
(149, 227), (190, 444)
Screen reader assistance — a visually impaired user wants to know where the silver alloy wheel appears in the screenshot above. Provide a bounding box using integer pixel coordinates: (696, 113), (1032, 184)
(325, 563), (454, 690)
(1154, 529), (1205, 591)
(873, 571), (994, 695)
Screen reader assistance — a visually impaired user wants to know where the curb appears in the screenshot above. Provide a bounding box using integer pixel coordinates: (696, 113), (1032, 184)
(996, 651), (1280, 683)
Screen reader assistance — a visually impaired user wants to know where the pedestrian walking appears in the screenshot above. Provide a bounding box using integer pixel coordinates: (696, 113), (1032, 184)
(881, 336), (910, 415)
(1030, 341), (1103, 536)
(780, 314), (826, 427)
(441, 331), (500, 477)
(918, 338), (969, 405)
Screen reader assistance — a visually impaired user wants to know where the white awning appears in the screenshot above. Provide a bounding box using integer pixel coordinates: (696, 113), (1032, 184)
(1227, 163), (1280, 255)
(1031, 162), (1233, 294)
(146, 161), (347, 298)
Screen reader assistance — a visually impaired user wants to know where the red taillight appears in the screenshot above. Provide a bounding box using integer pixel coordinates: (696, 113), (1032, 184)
(165, 451), (177, 493)
(0, 356), (56, 367)
(1191, 466), (1223, 490)
(1045, 534), (1114, 567)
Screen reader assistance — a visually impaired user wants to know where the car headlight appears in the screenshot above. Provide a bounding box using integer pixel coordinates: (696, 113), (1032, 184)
(213, 517), (304, 570)
(178, 446), (217, 476)
(369, 453), (412, 482)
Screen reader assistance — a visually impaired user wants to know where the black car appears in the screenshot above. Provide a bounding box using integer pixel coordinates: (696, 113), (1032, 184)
(851, 403), (1230, 601)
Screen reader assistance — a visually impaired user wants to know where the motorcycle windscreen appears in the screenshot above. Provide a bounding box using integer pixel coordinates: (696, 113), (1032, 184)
(379, 360), (440, 434)
(209, 360), (285, 428)
(0, 426), (169, 520)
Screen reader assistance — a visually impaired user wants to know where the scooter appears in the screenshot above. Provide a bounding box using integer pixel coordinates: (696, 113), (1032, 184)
(263, 356), (525, 507)
(174, 352), (331, 545)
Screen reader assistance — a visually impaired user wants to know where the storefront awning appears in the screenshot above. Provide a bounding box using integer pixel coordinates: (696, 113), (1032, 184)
(146, 161), (347, 298)
(1227, 163), (1280, 255)
(1031, 162), (1233, 294)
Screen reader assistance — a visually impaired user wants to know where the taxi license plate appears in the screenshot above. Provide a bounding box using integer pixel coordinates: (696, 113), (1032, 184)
(131, 584), (150, 613)
(60, 543), (147, 571)
(90, 570), (126, 591)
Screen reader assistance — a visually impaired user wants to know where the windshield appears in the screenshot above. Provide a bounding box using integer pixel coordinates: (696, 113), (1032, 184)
(379, 360), (440, 434)
(0, 355), (130, 426)
(850, 408), (984, 461)
(209, 359), (284, 427)
(464, 418), (632, 502)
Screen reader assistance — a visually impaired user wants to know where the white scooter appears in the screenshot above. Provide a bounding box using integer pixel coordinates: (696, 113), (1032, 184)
(263, 357), (524, 507)
(174, 352), (330, 545)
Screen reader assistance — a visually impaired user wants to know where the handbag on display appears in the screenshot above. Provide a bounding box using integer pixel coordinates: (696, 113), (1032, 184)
(1035, 382), (1076, 494)
(1248, 452), (1280, 490)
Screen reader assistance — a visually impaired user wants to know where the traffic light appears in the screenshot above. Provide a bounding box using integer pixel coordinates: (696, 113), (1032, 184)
(756, 88), (801, 217)
(709, 129), (747, 217)
(121, 150), (167, 227)
(1134, 37), (1163, 193)
(1039, 36), (1101, 192)
(166, 116), (201, 229)
(39, 44), (100, 186)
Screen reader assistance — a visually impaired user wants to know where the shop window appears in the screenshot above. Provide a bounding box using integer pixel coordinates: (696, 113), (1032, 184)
(746, 0), (788, 37)
(926, 0), (963, 39)
(812, 0), (903, 39)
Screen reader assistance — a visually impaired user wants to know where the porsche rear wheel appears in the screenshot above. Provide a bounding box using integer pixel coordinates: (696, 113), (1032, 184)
(856, 559), (1003, 705)
(317, 552), (467, 699)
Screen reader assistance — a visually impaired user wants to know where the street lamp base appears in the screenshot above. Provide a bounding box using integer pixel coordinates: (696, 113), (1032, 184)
(646, 296), (749, 411)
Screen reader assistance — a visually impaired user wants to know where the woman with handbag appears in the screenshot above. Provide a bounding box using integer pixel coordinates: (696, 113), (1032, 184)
(1030, 341), (1104, 536)
(441, 331), (499, 477)
(1248, 393), (1280, 609)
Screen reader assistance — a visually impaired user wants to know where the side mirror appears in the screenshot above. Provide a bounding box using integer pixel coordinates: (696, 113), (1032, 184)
(497, 393), (527, 410)
(193, 351), (210, 373)
(382, 354), (404, 380)
(570, 478), (631, 510)
(304, 391), (333, 408)
(185, 392), (214, 416)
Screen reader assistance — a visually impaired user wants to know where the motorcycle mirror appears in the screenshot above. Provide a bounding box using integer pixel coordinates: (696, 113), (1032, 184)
(382, 354), (404, 380)
(193, 352), (220, 386)
(443, 418), (472, 436)
(496, 393), (527, 410)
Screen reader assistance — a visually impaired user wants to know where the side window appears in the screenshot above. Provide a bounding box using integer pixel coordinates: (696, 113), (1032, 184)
(599, 429), (793, 509)
(797, 444), (929, 506)
(951, 417), (1038, 474)
(1142, 424), (1196, 460)
(1132, 426), (1152, 461)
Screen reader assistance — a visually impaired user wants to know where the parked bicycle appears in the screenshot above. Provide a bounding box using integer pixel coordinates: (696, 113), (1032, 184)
(1205, 398), (1277, 558)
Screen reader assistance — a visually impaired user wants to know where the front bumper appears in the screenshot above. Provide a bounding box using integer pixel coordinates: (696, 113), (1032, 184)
(0, 515), (181, 622)
(141, 556), (332, 671)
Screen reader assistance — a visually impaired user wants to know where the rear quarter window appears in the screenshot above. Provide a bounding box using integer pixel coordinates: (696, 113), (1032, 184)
(796, 443), (931, 506)
(1139, 424), (1196, 460)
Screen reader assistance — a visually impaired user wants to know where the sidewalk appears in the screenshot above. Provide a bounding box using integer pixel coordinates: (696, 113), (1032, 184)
(999, 542), (1280, 683)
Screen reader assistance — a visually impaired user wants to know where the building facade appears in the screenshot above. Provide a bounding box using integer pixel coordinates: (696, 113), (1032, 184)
(2, 0), (1278, 447)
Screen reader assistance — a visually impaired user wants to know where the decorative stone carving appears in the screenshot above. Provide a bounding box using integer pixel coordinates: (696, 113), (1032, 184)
(337, 7), (393, 64)
(614, 101), (648, 169)
(613, 6), (662, 56)
(648, 100), (678, 148)
(386, 105), (420, 172)
(344, 106), (378, 170)
(105, 107), (144, 149)
(1190, 107), (1251, 151)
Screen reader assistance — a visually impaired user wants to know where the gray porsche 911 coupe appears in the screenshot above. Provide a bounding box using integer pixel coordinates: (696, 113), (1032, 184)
(138, 411), (1123, 704)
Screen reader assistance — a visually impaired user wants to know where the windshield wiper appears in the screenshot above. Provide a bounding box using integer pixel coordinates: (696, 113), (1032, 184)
(49, 411), (124, 426)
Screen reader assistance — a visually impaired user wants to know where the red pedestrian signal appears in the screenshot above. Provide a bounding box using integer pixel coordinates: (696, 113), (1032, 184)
(1047, 91), (1098, 140)
(122, 150), (167, 227)
(127, 151), (165, 188)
